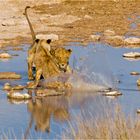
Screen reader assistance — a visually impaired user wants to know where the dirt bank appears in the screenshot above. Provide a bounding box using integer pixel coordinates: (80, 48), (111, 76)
(0, 0), (140, 48)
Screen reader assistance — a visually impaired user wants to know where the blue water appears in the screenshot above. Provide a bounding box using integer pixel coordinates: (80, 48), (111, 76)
(0, 43), (140, 139)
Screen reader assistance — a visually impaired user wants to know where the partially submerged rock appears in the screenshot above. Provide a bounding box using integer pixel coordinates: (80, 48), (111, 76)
(3, 83), (24, 90)
(130, 72), (140, 75)
(0, 53), (12, 58)
(123, 52), (140, 58)
(7, 92), (31, 100)
(3, 83), (11, 90)
(124, 37), (140, 45)
(0, 72), (21, 79)
(103, 90), (122, 96)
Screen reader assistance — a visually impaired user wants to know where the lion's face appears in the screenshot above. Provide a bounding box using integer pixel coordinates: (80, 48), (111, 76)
(51, 48), (72, 72)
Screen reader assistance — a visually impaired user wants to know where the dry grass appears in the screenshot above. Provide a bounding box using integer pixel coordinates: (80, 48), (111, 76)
(64, 106), (140, 140)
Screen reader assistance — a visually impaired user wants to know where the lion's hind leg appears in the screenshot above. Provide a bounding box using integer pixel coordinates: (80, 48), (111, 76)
(28, 50), (34, 80)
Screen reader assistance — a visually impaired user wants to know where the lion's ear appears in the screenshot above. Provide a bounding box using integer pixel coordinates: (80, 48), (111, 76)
(35, 39), (40, 43)
(47, 39), (51, 44)
(68, 49), (72, 53)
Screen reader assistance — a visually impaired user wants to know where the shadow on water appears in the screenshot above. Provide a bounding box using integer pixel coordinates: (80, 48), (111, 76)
(1, 42), (140, 138)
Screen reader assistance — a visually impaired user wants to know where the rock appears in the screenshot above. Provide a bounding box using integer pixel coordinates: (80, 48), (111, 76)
(105, 35), (124, 46)
(84, 15), (93, 20)
(130, 72), (140, 75)
(123, 52), (140, 58)
(0, 72), (21, 79)
(103, 90), (122, 96)
(103, 29), (115, 36)
(3, 83), (11, 90)
(12, 85), (24, 90)
(124, 37), (140, 45)
(0, 53), (12, 58)
(3, 83), (24, 91)
(90, 34), (101, 41)
(7, 92), (31, 100)
(36, 34), (59, 41)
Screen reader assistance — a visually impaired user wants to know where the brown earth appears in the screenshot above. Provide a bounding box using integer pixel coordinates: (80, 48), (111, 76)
(0, 0), (140, 48)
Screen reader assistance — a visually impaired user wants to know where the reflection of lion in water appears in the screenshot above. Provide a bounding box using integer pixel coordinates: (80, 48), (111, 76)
(24, 6), (72, 88)
(27, 96), (70, 132)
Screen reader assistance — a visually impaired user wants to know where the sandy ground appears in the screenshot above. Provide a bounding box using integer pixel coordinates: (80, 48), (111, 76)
(0, 0), (140, 48)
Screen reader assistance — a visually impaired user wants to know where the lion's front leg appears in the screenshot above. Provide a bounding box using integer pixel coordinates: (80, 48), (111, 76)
(34, 68), (42, 87)
(27, 69), (42, 89)
(28, 61), (34, 80)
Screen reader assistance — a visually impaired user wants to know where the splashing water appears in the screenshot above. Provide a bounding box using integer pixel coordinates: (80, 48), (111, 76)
(67, 43), (117, 91)
(42, 43), (117, 92)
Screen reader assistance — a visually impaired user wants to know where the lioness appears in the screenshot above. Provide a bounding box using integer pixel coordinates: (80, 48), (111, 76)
(24, 6), (72, 88)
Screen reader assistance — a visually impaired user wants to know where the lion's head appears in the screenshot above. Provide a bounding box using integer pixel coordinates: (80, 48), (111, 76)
(51, 48), (72, 72)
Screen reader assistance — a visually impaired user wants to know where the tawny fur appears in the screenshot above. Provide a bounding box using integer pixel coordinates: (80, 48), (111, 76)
(24, 6), (72, 88)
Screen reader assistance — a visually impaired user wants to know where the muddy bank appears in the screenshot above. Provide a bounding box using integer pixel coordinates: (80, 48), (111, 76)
(1, 0), (140, 48)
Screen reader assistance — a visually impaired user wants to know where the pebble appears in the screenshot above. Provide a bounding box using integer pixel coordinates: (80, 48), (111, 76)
(123, 52), (140, 58)
(103, 90), (122, 96)
(90, 34), (101, 41)
(130, 72), (140, 75)
(3, 83), (11, 90)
